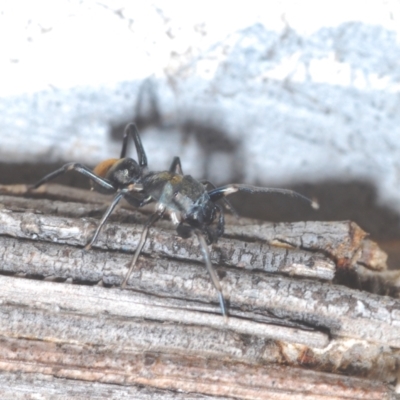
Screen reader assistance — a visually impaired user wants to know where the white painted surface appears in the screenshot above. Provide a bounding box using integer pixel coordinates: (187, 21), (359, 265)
(1, 1), (400, 213)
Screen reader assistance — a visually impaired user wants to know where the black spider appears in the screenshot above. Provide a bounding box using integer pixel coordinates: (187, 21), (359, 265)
(31, 123), (317, 317)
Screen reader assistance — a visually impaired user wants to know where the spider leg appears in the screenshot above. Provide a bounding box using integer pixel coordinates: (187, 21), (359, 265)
(84, 188), (131, 250)
(201, 180), (239, 218)
(195, 230), (227, 318)
(208, 184), (318, 209)
(85, 184), (151, 250)
(120, 123), (148, 167)
(169, 156), (183, 175)
(30, 162), (116, 192)
(121, 209), (164, 288)
(215, 203), (225, 238)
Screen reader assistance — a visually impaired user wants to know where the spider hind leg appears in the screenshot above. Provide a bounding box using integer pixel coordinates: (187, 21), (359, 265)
(30, 162), (116, 192)
(120, 123), (148, 167)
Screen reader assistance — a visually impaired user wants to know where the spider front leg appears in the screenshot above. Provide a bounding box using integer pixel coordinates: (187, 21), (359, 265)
(31, 162), (116, 193)
(201, 180), (239, 218)
(208, 184), (318, 209)
(201, 203), (225, 244)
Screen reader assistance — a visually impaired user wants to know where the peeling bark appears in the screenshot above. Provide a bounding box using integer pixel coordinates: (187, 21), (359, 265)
(0, 184), (398, 399)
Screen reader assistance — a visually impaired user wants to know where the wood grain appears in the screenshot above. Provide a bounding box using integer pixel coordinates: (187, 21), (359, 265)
(0, 184), (398, 399)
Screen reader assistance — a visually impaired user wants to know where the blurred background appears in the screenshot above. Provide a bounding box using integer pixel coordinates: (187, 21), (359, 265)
(1, 0), (399, 267)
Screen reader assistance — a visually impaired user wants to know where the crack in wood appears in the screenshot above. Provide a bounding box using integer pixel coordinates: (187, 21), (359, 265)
(0, 184), (398, 397)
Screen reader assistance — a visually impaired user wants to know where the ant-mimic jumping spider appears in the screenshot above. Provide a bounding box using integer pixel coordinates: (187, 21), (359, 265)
(31, 123), (317, 317)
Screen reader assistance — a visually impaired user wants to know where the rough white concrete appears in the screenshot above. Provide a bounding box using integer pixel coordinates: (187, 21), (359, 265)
(1, 1), (400, 213)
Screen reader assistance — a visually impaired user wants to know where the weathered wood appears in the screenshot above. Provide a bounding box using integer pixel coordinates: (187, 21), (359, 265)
(0, 336), (394, 400)
(0, 233), (399, 348)
(0, 205), (336, 281)
(0, 273), (329, 349)
(0, 275), (398, 384)
(0, 184), (398, 398)
(0, 186), (388, 277)
(0, 371), (226, 400)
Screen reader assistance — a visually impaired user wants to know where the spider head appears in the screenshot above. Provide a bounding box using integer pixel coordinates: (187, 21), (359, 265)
(184, 193), (217, 228)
